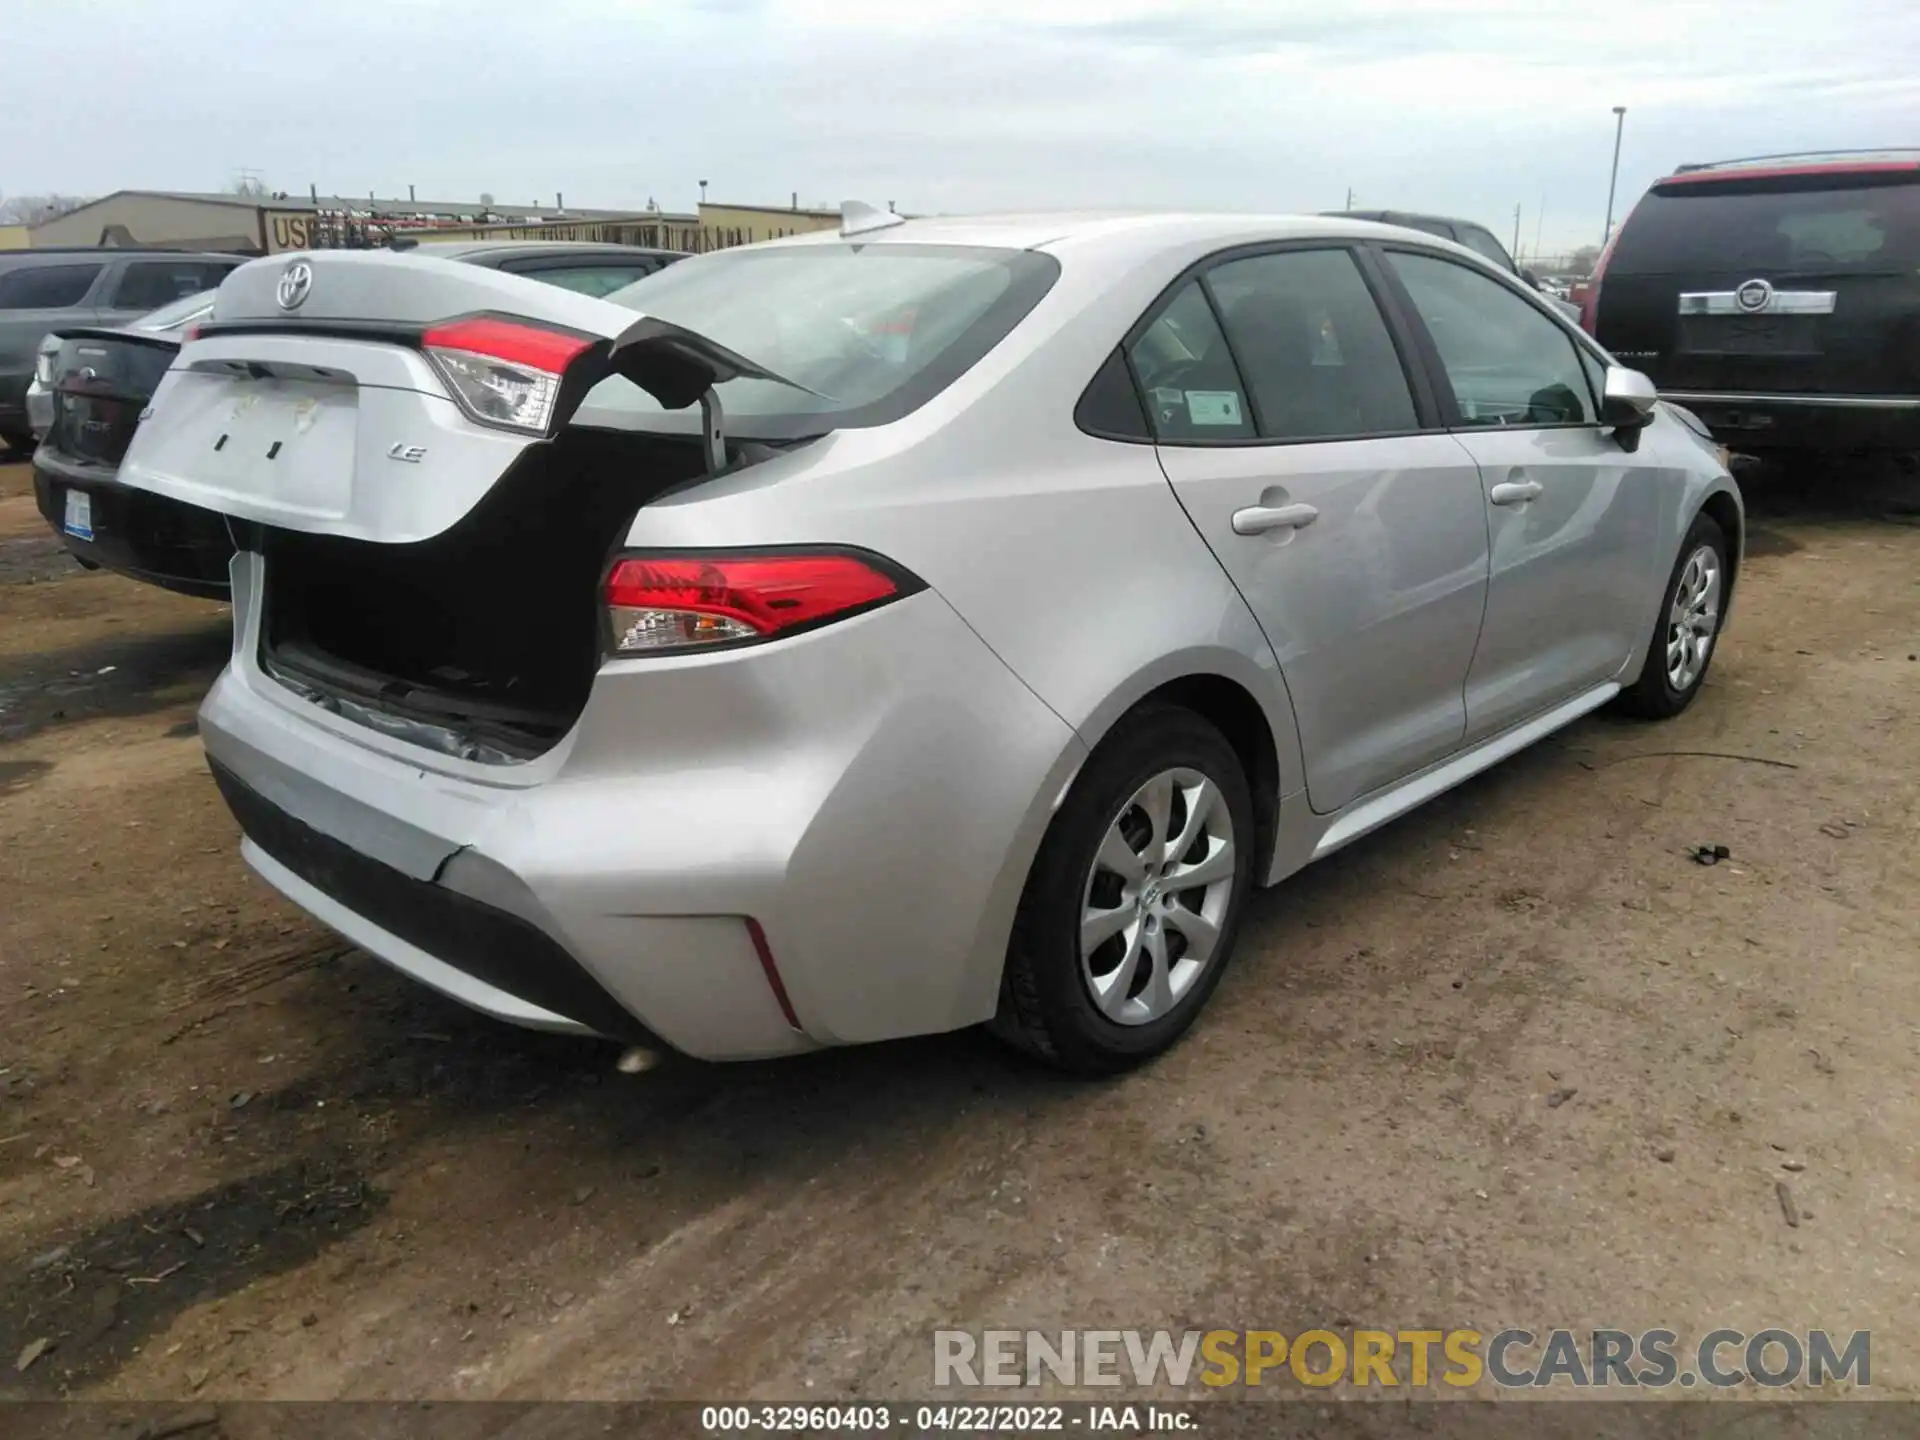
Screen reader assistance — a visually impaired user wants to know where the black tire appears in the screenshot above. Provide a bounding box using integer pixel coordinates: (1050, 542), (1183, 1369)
(1615, 511), (1728, 719)
(991, 703), (1255, 1074)
(0, 430), (33, 458)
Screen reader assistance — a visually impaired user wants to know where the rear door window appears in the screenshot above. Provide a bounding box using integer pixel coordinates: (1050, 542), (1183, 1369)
(1387, 250), (1597, 427)
(110, 260), (236, 310)
(1206, 248), (1419, 440)
(1610, 178), (1920, 273)
(0, 263), (103, 309)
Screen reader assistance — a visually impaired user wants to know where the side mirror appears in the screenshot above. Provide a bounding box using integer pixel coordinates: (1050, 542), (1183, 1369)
(1601, 365), (1658, 450)
(1522, 267), (1541, 288)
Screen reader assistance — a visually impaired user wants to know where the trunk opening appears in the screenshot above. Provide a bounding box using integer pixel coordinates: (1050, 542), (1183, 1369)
(258, 425), (720, 763)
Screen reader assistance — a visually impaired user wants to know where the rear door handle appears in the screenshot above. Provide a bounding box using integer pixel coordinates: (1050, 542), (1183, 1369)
(1231, 502), (1319, 536)
(1488, 479), (1543, 506)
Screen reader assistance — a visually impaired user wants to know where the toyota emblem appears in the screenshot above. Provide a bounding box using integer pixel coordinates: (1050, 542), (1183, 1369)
(276, 260), (314, 311)
(1733, 278), (1774, 314)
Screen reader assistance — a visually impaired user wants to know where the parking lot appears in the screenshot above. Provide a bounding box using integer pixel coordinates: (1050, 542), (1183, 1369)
(1, 454), (1916, 1400)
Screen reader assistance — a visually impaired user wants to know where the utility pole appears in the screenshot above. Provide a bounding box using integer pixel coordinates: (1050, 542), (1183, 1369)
(1344, 187), (1354, 211)
(1533, 196), (1545, 261)
(1602, 105), (1627, 246)
(1512, 202), (1522, 257)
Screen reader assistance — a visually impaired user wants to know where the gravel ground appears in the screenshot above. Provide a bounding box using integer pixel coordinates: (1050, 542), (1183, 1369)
(1, 457), (1915, 1405)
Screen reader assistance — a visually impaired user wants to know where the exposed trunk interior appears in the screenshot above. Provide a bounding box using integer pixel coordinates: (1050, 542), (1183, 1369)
(258, 425), (718, 762)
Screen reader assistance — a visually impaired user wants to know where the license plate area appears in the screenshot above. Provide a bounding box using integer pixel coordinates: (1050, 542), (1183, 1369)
(63, 487), (94, 541)
(158, 374), (362, 522)
(1677, 315), (1822, 356)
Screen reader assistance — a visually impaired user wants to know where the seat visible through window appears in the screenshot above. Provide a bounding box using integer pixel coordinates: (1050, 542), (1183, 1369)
(1208, 249), (1419, 441)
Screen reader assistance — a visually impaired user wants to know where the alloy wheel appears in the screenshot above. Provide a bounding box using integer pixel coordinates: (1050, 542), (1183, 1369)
(1079, 767), (1237, 1026)
(1666, 543), (1721, 691)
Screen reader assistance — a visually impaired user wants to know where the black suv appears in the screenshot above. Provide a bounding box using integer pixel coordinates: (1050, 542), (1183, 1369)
(1588, 150), (1920, 459)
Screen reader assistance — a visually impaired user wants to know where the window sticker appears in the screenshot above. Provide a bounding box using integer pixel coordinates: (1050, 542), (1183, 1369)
(1186, 390), (1244, 426)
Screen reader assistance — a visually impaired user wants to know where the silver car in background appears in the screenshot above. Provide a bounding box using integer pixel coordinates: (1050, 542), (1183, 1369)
(118, 210), (1742, 1072)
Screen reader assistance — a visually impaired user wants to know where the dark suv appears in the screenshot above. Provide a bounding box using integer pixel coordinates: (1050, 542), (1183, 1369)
(1587, 150), (1920, 459)
(0, 248), (242, 452)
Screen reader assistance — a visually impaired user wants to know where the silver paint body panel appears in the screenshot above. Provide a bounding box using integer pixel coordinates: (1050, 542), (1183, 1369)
(123, 217), (1742, 1057)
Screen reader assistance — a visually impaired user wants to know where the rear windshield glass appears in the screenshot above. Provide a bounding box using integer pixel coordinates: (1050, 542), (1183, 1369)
(1611, 177), (1920, 274)
(579, 243), (1059, 438)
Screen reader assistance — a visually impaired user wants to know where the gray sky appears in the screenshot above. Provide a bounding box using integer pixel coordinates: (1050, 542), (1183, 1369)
(11, 0), (1919, 253)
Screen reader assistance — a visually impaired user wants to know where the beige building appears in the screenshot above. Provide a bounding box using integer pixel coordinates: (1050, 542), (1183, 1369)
(29, 191), (856, 257)
(28, 190), (640, 254)
(406, 201), (846, 253)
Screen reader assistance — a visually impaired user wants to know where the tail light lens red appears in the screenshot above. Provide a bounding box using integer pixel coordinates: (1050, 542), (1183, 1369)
(605, 550), (918, 655)
(423, 315), (596, 435)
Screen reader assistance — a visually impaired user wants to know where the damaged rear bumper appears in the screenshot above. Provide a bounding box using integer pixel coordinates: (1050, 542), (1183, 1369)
(198, 552), (1084, 1060)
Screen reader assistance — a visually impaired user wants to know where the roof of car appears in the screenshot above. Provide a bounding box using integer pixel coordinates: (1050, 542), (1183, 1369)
(0, 247), (237, 265)
(1337, 208), (1459, 226)
(761, 211), (1445, 253)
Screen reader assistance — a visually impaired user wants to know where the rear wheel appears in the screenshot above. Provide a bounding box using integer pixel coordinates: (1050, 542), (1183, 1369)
(992, 704), (1255, 1074)
(1616, 512), (1727, 719)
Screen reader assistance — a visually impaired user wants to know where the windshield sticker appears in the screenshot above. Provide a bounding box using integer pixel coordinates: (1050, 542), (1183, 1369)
(1186, 390), (1244, 426)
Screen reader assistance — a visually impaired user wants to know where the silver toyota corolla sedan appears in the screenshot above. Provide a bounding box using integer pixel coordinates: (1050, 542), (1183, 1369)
(118, 208), (1742, 1072)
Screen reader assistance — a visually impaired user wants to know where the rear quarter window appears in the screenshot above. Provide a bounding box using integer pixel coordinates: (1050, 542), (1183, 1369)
(1610, 177), (1920, 274)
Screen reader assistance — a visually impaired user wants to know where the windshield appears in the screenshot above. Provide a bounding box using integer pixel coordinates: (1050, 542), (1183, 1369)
(135, 290), (216, 332)
(578, 243), (1059, 437)
(1614, 176), (1920, 274)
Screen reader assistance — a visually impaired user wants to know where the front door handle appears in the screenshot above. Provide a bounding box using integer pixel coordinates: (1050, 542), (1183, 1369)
(1488, 479), (1544, 506)
(1231, 502), (1319, 536)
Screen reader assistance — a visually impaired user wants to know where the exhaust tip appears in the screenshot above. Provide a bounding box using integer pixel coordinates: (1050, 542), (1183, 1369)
(615, 1045), (662, 1075)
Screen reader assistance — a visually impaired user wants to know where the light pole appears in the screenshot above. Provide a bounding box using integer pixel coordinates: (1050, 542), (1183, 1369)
(1602, 105), (1627, 246)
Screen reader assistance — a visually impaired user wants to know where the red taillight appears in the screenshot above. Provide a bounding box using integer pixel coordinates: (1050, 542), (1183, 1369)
(422, 315), (595, 435)
(182, 324), (203, 342)
(605, 550), (913, 655)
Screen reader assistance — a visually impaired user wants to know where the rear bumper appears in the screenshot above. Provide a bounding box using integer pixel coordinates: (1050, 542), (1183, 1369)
(33, 452), (236, 600)
(199, 553), (1085, 1060)
(1661, 390), (1920, 454)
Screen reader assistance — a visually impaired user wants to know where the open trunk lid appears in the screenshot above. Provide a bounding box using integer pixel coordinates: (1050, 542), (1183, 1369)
(1595, 169), (1920, 397)
(119, 250), (804, 543)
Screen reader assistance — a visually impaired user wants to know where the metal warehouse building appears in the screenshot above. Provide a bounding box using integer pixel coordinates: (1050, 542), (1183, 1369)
(30, 190), (846, 256)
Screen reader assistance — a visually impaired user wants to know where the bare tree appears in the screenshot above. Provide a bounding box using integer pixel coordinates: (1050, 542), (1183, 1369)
(1566, 244), (1602, 278)
(0, 193), (88, 225)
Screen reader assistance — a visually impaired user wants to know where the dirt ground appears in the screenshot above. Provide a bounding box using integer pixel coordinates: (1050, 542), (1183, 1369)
(2, 455), (1916, 1405)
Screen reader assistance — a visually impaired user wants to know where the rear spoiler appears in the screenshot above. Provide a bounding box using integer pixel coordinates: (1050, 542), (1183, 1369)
(48, 326), (187, 352)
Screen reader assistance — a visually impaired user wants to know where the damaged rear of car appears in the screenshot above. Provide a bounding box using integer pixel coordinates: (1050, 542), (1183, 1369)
(125, 242), (1076, 1058)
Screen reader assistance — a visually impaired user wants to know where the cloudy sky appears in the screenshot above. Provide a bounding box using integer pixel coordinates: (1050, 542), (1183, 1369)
(11, 0), (1919, 254)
